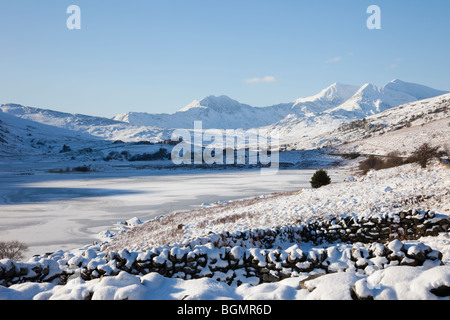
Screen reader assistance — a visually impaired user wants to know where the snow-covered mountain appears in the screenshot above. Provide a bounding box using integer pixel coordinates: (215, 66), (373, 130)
(0, 104), (173, 144)
(0, 103), (121, 129)
(325, 80), (448, 118)
(114, 95), (293, 129)
(264, 80), (447, 147)
(292, 82), (360, 115)
(289, 92), (450, 151)
(0, 79), (447, 151)
(113, 79), (447, 131)
(0, 108), (103, 156)
(385, 79), (448, 100)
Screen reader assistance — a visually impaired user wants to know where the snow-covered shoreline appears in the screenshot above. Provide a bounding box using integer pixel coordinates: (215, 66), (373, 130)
(1, 161), (449, 300)
(104, 162), (449, 252)
(0, 166), (344, 259)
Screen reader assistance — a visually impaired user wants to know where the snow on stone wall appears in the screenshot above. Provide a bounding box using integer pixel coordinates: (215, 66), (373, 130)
(0, 210), (448, 288)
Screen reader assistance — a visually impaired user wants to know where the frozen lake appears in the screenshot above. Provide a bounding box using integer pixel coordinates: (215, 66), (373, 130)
(0, 167), (344, 259)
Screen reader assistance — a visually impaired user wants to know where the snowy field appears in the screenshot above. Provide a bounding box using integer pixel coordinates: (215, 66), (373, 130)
(0, 163), (344, 260)
(0, 160), (449, 301)
(339, 116), (450, 155)
(105, 162), (449, 253)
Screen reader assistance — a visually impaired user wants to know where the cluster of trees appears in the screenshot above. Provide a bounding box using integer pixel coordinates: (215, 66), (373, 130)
(128, 148), (170, 162)
(103, 148), (170, 162)
(359, 143), (445, 173)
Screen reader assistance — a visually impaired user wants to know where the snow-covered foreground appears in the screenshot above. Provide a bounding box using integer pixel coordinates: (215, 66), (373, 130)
(1, 161), (449, 300)
(1, 263), (449, 300)
(106, 162), (449, 252)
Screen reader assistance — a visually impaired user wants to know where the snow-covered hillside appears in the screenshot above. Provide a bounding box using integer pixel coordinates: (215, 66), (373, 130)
(338, 117), (450, 156)
(0, 104), (175, 147)
(104, 162), (450, 252)
(0, 109), (104, 157)
(0, 104), (120, 129)
(1, 161), (449, 300)
(299, 93), (450, 154)
(268, 82), (448, 148)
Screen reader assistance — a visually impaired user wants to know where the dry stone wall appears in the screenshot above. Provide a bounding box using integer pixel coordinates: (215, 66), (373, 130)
(299, 209), (448, 244)
(0, 210), (448, 287)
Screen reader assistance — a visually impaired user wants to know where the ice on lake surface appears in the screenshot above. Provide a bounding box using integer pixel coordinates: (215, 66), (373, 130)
(0, 164), (344, 259)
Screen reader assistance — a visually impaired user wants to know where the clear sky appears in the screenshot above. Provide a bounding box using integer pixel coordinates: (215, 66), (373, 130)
(0, 0), (449, 117)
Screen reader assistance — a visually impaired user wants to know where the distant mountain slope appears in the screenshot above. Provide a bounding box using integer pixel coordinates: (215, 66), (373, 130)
(113, 83), (361, 129)
(263, 80), (448, 146)
(289, 93), (450, 151)
(385, 79), (448, 100)
(0, 104), (122, 129)
(0, 109), (101, 156)
(324, 83), (414, 117)
(0, 104), (173, 144)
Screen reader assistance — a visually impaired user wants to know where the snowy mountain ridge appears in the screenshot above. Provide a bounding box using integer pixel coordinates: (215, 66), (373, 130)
(113, 79), (448, 129)
(0, 103), (121, 129)
(0, 103), (174, 147)
(0, 79), (447, 152)
(285, 91), (450, 152)
(114, 95), (293, 130)
(324, 80), (446, 118)
(292, 82), (360, 115)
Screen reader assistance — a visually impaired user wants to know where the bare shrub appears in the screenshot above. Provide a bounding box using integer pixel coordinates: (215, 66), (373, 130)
(382, 151), (405, 169)
(359, 152), (407, 173)
(0, 240), (28, 260)
(408, 143), (440, 168)
(358, 155), (384, 173)
(340, 152), (361, 160)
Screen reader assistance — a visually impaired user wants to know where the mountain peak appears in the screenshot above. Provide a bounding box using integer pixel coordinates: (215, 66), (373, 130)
(388, 79), (404, 84)
(111, 79), (447, 130)
(358, 83), (379, 93)
(383, 79), (448, 100)
(179, 95), (250, 113)
(293, 82), (360, 111)
(201, 95), (239, 106)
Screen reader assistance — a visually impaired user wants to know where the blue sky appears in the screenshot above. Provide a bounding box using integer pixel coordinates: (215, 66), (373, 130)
(0, 0), (449, 117)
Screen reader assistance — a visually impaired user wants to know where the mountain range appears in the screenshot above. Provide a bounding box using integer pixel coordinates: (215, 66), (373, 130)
(0, 79), (448, 154)
(113, 79), (448, 129)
